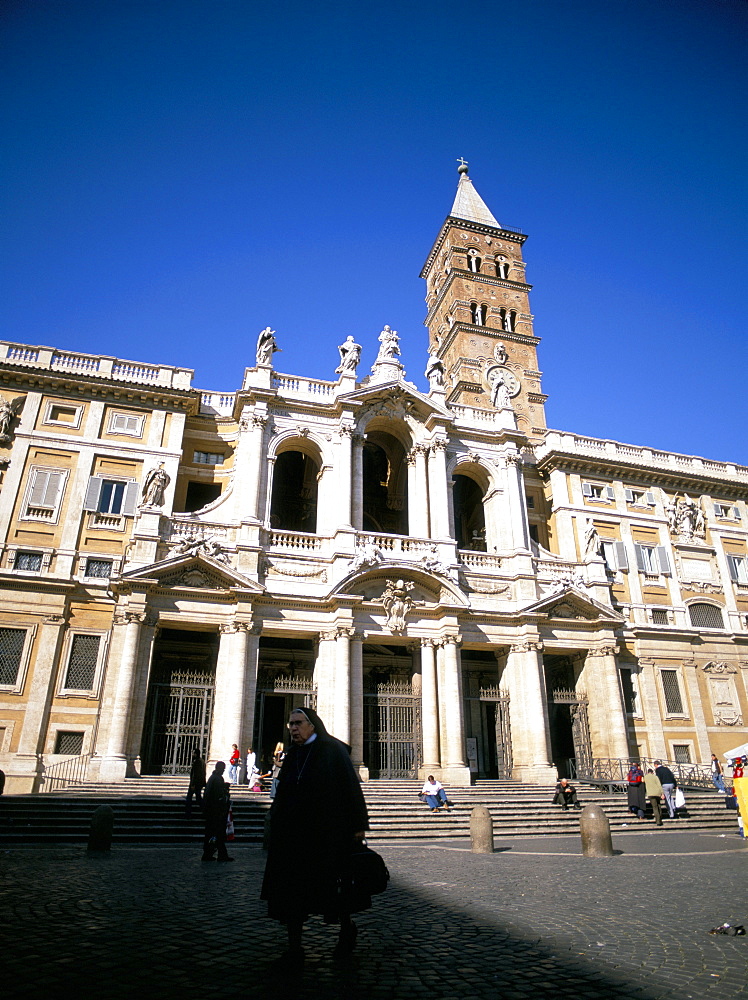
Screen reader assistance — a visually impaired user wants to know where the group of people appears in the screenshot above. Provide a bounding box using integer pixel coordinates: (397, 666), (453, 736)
(624, 760), (679, 825)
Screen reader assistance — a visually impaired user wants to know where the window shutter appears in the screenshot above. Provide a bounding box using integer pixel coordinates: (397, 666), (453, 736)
(634, 544), (647, 572)
(614, 541), (629, 571)
(122, 481), (139, 516)
(42, 472), (63, 508)
(656, 546), (671, 575)
(582, 483), (592, 497)
(713, 502), (722, 516)
(645, 492), (655, 505)
(83, 476), (103, 512)
(605, 486), (615, 500)
(624, 489), (634, 502)
(733, 506), (741, 520)
(30, 469), (63, 508)
(725, 555), (738, 582)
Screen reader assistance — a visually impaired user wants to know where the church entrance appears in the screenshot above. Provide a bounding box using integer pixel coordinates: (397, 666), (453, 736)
(253, 636), (316, 772)
(544, 654), (592, 778)
(141, 628), (218, 776)
(362, 643), (422, 778)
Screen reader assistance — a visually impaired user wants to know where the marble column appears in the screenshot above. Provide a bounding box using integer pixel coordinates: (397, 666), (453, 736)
(583, 645), (630, 760)
(100, 611), (146, 780)
(337, 425), (354, 529)
(502, 451), (530, 550)
(504, 641), (555, 782)
(350, 632), (366, 775)
(420, 639), (440, 773)
(438, 635), (470, 784)
(427, 438), (450, 539)
(241, 626), (261, 754)
(244, 412), (268, 521)
(334, 627), (353, 745)
(683, 658), (711, 762)
(351, 434), (364, 531)
(208, 623), (244, 764)
(408, 444), (430, 538)
(315, 631), (338, 732)
(636, 658), (667, 760)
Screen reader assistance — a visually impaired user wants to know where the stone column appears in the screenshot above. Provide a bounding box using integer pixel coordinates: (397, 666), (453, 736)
(263, 456), (276, 526)
(100, 611), (146, 780)
(13, 614), (67, 791)
(241, 626), (261, 753)
(420, 639), (440, 774)
(351, 434), (364, 531)
(208, 623), (244, 765)
(502, 450), (530, 550)
(583, 645), (630, 759)
(337, 424), (354, 529)
(438, 635), (471, 785)
(334, 627), (353, 745)
(350, 632), (367, 777)
(682, 658), (711, 762)
(636, 657), (667, 760)
(427, 438), (450, 539)
(408, 444), (429, 537)
(243, 412), (268, 521)
(315, 630), (338, 732)
(504, 640), (555, 783)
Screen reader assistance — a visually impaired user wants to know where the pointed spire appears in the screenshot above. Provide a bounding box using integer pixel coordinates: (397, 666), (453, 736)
(450, 159), (501, 228)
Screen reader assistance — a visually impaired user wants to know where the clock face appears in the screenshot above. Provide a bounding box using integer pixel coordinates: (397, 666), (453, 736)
(486, 364), (521, 397)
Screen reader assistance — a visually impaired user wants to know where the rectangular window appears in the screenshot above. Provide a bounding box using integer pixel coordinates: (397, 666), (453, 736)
(63, 634), (102, 691)
(624, 488), (655, 506)
(84, 558), (113, 579)
(582, 482), (614, 501)
(525, 495), (535, 509)
(108, 412), (144, 437)
(83, 477), (138, 518)
(193, 451), (225, 465)
(24, 467), (67, 521)
(651, 608), (669, 625)
(43, 402), (82, 427)
(634, 544), (671, 576)
(619, 669), (638, 714)
(54, 731), (85, 755)
(713, 503), (741, 520)
(726, 554), (748, 585)
(0, 627), (27, 686)
(660, 669), (684, 715)
(672, 744), (692, 764)
(601, 540), (629, 573)
(14, 551), (42, 572)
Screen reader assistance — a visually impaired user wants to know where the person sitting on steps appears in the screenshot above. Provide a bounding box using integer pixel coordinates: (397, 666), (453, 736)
(552, 777), (582, 811)
(421, 775), (451, 812)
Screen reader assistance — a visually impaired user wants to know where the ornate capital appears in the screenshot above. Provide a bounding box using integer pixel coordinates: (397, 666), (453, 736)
(219, 622), (239, 635)
(420, 637), (438, 649)
(338, 423), (355, 438)
(587, 644), (619, 658)
(510, 639), (544, 654)
(352, 433), (365, 447)
(113, 611), (146, 627)
(252, 413), (268, 429)
(430, 437), (447, 453)
(439, 634), (462, 648)
(319, 629), (339, 642)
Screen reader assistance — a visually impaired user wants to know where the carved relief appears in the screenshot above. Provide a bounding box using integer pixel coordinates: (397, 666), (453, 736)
(703, 661), (736, 674)
(266, 561), (327, 581)
(380, 578), (414, 633)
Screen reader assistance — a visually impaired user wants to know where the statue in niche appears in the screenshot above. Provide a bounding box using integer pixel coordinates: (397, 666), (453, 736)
(375, 325), (400, 362)
(256, 327), (281, 366)
(666, 494), (705, 540)
(335, 336), (362, 375)
(584, 518), (603, 560)
(490, 372), (512, 409)
(141, 463), (170, 507)
(424, 351), (445, 389)
(381, 578), (414, 633)
(0, 396), (22, 442)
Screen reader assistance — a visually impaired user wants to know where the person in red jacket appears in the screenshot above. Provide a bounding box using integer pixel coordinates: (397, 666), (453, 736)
(228, 744), (241, 785)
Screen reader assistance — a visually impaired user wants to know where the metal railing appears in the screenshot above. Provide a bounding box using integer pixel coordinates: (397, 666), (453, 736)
(570, 756), (714, 793)
(39, 753), (93, 793)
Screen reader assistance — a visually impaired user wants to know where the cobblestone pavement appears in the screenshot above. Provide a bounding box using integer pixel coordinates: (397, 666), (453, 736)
(2, 831), (746, 1000)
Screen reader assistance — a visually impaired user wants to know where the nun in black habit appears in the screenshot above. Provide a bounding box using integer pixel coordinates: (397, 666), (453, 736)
(261, 706), (370, 964)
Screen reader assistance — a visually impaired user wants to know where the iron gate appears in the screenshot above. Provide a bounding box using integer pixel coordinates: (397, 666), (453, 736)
(480, 686), (513, 779)
(552, 688), (592, 775)
(142, 670), (214, 775)
(363, 681), (422, 778)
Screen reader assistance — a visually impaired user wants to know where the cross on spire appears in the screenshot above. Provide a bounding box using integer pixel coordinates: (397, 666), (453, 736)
(456, 157), (469, 175)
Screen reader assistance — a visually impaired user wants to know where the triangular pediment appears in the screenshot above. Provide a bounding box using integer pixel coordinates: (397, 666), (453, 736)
(118, 553), (264, 594)
(523, 586), (624, 623)
(340, 381), (451, 421)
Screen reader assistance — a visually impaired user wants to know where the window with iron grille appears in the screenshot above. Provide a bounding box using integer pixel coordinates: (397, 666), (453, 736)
(63, 634), (101, 691)
(14, 551), (42, 572)
(84, 558), (113, 579)
(54, 731), (84, 755)
(660, 669), (684, 715)
(651, 609), (669, 625)
(0, 627), (27, 686)
(673, 744), (692, 764)
(688, 603), (723, 629)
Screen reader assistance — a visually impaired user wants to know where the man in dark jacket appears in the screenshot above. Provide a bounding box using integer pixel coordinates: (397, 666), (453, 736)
(202, 761), (232, 862)
(654, 760), (678, 819)
(261, 707), (370, 966)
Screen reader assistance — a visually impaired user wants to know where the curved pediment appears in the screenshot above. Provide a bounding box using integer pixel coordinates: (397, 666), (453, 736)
(116, 553), (264, 594)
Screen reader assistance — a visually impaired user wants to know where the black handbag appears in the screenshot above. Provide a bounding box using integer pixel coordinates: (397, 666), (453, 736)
(343, 843), (390, 896)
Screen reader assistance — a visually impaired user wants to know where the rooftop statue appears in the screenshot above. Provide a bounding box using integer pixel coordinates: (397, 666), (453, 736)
(256, 327), (281, 367)
(335, 335), (362, 375)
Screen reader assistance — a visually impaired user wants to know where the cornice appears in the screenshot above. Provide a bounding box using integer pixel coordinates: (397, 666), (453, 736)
(424, 271), (532, 328)
(421, 216), (527, 278)
(435, 323), (539, 361)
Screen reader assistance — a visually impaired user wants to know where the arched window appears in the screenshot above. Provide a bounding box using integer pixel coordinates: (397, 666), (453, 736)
(470, 302), (487, 326)
(501, 309), (516, 332)
(688, 603), (724, 629)
(467, 249), (482, 273)
(270, 450), (319, 532)
(452, 474), (486, 550)
(362, 432), (408, 535)
(495, 256), (509, 279)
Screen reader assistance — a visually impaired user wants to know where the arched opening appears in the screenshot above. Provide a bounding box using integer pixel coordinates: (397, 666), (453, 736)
(688, 603), (724, 629)
(495, 256), (509, 279)
(470, 302), (487, 326)
(453, 473), (486, 550)
(362, 431), (408, 535)
(467, 249), (482, 273)
(270, 450), (319, 532)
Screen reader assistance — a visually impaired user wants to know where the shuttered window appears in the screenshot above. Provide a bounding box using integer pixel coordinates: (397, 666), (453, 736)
(83, 477), (138, 516)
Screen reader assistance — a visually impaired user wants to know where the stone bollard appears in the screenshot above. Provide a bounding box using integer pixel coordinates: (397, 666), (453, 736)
(580, 803), (614, 857)
(470, 805), (494, 854)
(87, 804), (114, 852)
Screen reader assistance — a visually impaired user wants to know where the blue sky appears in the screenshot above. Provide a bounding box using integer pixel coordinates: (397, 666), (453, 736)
(2, 0), (746, 463)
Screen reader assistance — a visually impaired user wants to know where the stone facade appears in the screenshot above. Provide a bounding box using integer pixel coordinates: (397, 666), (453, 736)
(1, 168), (746, 793)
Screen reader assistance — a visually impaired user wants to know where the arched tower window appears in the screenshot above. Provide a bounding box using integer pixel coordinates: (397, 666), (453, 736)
(467, 248), (482, 273)
(499, 308), (516, 332)
(270, 451), (319, 532)
(495, 256), (509, 279)
(452, 474), (487, 550)
(470, 302), (487, 326)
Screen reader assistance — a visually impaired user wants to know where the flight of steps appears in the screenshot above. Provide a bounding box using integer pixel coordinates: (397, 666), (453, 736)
(0, 777), (738, 846)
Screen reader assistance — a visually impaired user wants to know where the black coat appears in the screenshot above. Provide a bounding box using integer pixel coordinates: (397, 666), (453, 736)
(261, 734), (370, 922)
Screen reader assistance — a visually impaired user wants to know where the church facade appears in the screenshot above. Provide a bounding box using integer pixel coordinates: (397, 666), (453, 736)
(1, 167), (746, 793)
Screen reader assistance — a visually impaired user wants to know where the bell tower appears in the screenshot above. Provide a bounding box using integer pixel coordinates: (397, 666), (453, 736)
(420, 161), (547, 440)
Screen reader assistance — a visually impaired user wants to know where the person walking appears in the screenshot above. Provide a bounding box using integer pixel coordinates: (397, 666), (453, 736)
(185, 748), (206, 818)
(201, 761), (233, 862)
(644, 768), (664, 826)
(710, 754), (726, 793)
(261, 707), (370, 966)
(626, 761), (646, 820)
(654, 759), (678, 819)
(228, 744), (241, 785)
